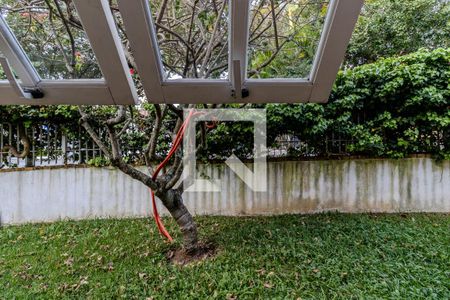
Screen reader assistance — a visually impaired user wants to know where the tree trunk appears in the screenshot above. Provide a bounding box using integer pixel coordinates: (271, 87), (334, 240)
(157, 189), (199, 253)
(109, 158), (199, 253)
(78, 108), (200, 255)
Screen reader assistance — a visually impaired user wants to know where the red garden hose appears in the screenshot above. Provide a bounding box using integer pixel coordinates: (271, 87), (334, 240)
(150, 109), (196, 242)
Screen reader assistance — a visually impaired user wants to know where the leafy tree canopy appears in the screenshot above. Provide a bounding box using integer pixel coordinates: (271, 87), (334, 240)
(346, 0), (450, 66)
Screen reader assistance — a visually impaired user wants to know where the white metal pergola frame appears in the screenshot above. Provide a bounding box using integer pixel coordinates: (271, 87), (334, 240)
(0, 0), (363, 105)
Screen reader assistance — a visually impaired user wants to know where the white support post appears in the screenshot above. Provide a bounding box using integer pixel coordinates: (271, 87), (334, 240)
(0, 57), (32, 99)
(73, 0), (138, 105)
(0, 16), (40, 87)
(230, 0), (250, 100)
(232, 60), (242, 98)
(117, 0), (165, 102)
(308, 0), (364, 102)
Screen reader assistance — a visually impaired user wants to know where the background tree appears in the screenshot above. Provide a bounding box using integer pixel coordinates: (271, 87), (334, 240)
(1, 0), (449, 257)
(345, 0), (450, 66)
(0, 0), (328, 256)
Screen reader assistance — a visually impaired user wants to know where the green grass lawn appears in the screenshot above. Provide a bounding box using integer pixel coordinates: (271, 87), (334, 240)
(0, 213), (449, 299)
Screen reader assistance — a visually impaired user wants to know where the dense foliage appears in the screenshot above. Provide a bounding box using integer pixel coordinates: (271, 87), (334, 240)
(1, 48), (449, 161)
(2, 49), (449, 161)
(329, 48), (449, 158)
(1, 0), (449, 161)
(346, 0), (450, 66)
(207, 48), (450, 159)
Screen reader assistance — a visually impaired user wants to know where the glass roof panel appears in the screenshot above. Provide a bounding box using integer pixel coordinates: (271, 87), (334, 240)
(247, 0), (329, 79)
(0, 64), (5, 80)
(0, 50), (5, 79)
(0, 0), (102, 79)
(149, 0), (229, 79)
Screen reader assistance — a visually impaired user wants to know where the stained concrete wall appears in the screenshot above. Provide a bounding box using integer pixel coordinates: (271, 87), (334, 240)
(0, 158), (449, 224)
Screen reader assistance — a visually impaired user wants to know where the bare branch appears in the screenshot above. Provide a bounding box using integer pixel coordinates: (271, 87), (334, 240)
(79, 106), (159, 191)
(167, 104), (183, 119)
(117, 119), (131, 137)
(165, 157), (184, 190)
(107, 125), (121, 159)
(144, 104), (164, 163)
(155, 22), (194, 53)
(200, 0), (227, 76)
(52, 0), (76, 75)
(112, 158), (159, 190)
(183, 0), (199, 77)
(45, 0), (75, 76)
(78, 107), (112, 158)
(270, 0), (279, 50)
(156, 0), (169, 27)
(248, 39), (289, 77)
(106, 106), (127, 126)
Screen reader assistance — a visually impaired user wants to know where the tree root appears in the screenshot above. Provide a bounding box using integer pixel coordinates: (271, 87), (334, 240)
(166, 241), (217, 265)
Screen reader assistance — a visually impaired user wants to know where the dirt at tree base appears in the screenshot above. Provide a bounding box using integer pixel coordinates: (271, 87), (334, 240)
(166, 241), (217, 265)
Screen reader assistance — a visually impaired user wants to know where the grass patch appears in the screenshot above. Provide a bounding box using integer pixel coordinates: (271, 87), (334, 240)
(1, 213), (449, 299)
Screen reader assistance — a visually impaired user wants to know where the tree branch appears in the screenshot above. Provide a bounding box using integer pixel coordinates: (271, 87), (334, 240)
(199, 0), (227, 76)
(270, 0), (279, 50)
(248, 39), (289, 77)
(52, 0), (76, 76)
(78, 107), (112, 158)
(145, 104), (165, 162)
(106, 106), (127, 126)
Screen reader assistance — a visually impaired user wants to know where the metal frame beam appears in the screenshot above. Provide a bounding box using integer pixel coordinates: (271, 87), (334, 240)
(73, 0), (138, 105)
(0, 1), (131, 105)
(0, 79), (113, 105)
(117, 0), (165, 102)
(0, 16), (40, 87)
(309, 0), (364, 102)
(230, 0), (250, 100)
(0, 0), (363, 105)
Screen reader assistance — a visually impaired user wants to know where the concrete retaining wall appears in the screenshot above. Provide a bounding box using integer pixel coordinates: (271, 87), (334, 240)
(0, 158), (449, 224)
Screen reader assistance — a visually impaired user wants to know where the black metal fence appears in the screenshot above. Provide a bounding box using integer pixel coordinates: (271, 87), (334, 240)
(267, 133), (355, 158)
(1, 122), (358, 169)
(2, 122), (445, 169)
(1, 123), (103, 168)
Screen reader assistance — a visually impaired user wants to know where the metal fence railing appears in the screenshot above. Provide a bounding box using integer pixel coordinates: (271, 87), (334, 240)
(267, 133), (355, 158)
(1, 123), (356, 169)
(2, 122), (446, 169)
(1, 123), (104, 168)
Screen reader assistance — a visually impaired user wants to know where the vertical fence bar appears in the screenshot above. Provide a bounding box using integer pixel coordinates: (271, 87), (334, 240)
(31, 126), (35, 166)
(78, 126), (81, 163)
(55, 125), (59, 164)
(39, 126), (43, 165)
(0, 124), (3, 165)
(8, 123), (12, 165)
(47, 125), (50, 165)
(62, 133), (67, 164)
(85, 137), (88, 163)
(15, 124), (20, 166)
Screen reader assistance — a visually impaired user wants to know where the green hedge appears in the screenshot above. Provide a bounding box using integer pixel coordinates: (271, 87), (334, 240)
(263, 48), (450, 159)
(1, 48), (449, 160)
